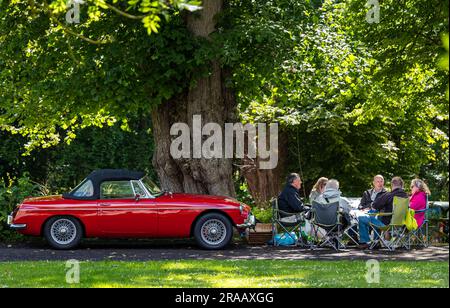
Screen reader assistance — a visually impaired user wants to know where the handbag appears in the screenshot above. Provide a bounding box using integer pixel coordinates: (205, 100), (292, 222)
(274, 232), (298, 246)
(404, 209), (418, 231)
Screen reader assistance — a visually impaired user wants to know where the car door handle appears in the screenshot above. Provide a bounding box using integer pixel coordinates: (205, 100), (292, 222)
(99, 203), (111, 206)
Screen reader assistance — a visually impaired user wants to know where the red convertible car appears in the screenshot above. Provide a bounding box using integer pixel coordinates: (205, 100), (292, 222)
(7, 169), (255, 250)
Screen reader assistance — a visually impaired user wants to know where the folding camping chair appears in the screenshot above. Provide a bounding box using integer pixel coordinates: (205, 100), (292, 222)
(407, 196), (430, 248)
(343, 214), (360, 246)
(310, 201), (345, 251)
(369, 196), (409, 251)
(271, 197), (308, 247)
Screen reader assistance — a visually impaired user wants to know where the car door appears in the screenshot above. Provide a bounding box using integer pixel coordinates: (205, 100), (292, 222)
(97, 180), (157, 236)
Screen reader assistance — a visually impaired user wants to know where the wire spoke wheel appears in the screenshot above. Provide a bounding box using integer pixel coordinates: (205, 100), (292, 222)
(50, 219), (77, 245)
(200, 219), (227, 246)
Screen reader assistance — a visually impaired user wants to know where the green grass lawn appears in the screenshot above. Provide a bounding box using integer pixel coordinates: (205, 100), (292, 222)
(0, 260), (448, 288)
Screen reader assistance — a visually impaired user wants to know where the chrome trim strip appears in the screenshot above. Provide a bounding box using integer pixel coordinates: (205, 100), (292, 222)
(138, 179), (156, 199)
(17, 207), (238, 211)
(130, 180), (137, 197)
(9, 223), (27, 230)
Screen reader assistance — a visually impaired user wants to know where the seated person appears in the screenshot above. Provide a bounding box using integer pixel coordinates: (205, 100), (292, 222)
(278, 173), (306, 217)
(409, 179), (431, 227)
(309, 177), (328, 203)
(359, 175), (387, 211)
(315, 179), (352, 228)
(358, 176), (408, 249)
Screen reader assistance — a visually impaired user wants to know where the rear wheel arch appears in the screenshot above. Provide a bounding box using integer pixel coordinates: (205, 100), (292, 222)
(41, 215), (86, 237)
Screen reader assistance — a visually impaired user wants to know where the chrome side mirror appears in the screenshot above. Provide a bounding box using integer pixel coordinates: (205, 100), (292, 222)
(135, 194), (141, 202)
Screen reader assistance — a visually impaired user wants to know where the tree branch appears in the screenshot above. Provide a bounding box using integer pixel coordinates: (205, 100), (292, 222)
(42, 0), (111, 45)
(103, 2), (150, 20)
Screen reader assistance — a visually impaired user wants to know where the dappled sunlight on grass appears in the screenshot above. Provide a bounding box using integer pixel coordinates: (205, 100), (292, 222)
(205, 275), (309, 288)
(416, 279), (447, 287)
(388, 267), (413, 274)
(160, 261), (238, 274)
(161, 262), (196, 271)
(0, 260), (447, 288)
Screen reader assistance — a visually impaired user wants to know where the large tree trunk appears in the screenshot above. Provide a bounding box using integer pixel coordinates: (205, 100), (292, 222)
(241, 131), (288, 208)
(151, 0), (237, 197)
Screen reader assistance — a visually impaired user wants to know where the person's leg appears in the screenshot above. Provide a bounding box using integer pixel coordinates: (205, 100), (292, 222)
(369, 216), (386, 241)
(359, 215), (386, 243)
(358, 215), (371, 244)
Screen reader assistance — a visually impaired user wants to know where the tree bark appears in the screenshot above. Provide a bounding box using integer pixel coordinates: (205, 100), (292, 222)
(151, 0), (237, 197)
(241, 131), (288, 208)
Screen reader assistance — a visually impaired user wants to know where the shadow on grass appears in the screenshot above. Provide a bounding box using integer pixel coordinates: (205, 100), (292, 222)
(0, 260), (448, 288)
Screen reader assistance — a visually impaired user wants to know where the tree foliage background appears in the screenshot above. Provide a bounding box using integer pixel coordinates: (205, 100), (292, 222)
(1, 0), (449, 224)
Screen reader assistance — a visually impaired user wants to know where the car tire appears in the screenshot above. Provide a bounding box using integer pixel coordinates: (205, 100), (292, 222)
(44, 216), (83, 250)
(194, 213), (233, 250)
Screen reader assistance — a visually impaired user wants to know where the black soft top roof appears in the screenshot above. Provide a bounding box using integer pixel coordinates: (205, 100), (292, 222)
(63, 169), (146, 200)
(86, 169), (145, 182)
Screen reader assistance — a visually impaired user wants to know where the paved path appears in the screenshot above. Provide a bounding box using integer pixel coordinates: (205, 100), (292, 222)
(0, 239), (448, 262)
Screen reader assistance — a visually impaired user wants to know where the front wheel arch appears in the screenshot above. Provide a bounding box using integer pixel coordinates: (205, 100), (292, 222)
(190, 210), (235, 238)
(192, 212), (234, 250)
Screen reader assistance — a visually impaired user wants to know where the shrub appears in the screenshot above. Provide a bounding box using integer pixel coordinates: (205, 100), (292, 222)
(234, 180), (255, 206)
(252, 207), (272, 224)
(0, 175), (41, 239)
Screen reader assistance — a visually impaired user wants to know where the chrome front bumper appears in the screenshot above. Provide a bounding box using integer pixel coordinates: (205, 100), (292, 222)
(7, 214), (26, 230)
(237, 213), (256, 229)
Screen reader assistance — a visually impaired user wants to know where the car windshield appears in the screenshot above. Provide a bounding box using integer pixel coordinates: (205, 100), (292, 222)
(141, 176), (163, 197)
(71, 180), (94, 197)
